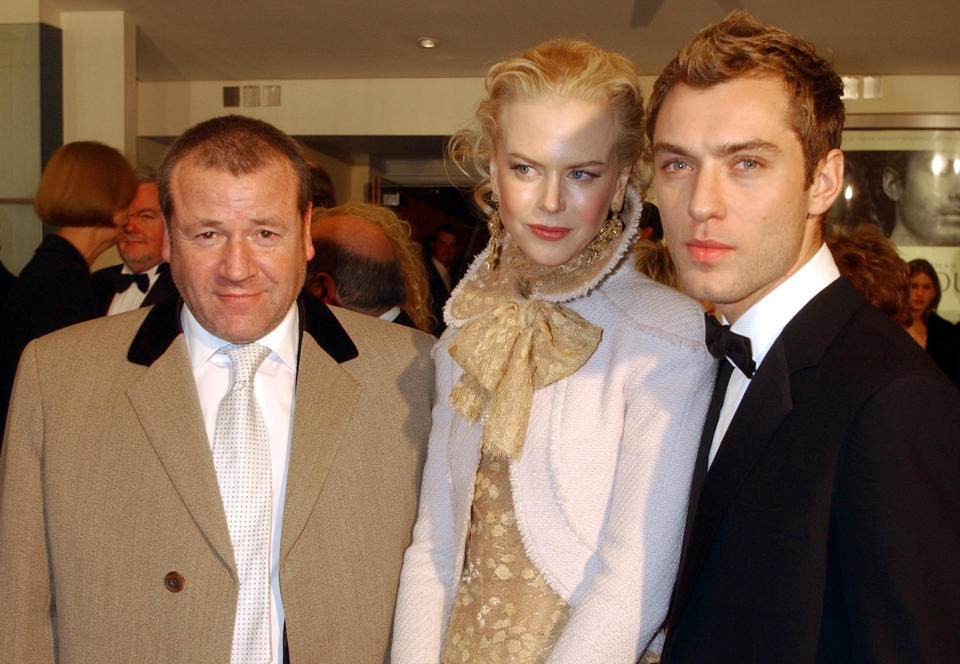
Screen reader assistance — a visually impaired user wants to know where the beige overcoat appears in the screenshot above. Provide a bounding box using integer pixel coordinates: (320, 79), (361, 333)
(0, 294), (434, 663)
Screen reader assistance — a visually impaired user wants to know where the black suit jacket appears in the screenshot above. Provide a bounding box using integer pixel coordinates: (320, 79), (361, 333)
(663, 278), (960, 663)
(91, 263), (178, 315)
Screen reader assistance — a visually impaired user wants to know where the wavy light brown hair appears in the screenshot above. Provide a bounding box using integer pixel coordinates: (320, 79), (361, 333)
(827, 223), (911, 326)
(34, 141), (137, 228)
(313, 202), (434, 333)
(449, 38), (649, 217)
(647, 10), (845, 187)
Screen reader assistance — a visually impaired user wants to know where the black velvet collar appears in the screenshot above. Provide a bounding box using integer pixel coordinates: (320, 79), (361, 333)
(127, 290), (358, 367)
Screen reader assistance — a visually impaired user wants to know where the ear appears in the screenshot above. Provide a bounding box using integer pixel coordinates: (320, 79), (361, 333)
(302, 202), (315, 261)
(807, 148), (844, 218)
(161, 215), (171, 263)
(308, 272), (339, 305)
(881, 166), (904, 202)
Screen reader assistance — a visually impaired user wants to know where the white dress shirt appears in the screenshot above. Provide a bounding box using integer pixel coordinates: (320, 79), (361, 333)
(106, 263), (163, 316)
(378, 305), (402, 322)
(182, 303), (299, 664)
(708, 243), (841, 467)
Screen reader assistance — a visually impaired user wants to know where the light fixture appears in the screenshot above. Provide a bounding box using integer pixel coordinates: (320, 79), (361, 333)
(417, 37), (439, 49)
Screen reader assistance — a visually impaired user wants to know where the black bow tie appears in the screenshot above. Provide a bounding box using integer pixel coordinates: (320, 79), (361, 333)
(704, 312), (756, 378)
(111, 271), (150, 294)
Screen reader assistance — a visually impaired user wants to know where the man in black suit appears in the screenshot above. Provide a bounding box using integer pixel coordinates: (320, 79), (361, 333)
(93, 172), (177, 314)
(426, 224), (458, 335)
(649, 11), (960, 663)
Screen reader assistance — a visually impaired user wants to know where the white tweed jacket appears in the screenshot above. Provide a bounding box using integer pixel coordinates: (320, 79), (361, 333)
(392, 201), (715, 664)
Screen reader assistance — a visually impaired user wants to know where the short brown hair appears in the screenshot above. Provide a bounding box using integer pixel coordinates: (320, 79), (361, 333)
(450, 38), (648, 216)
(158, 115), (311, 220)
(34, 141), (137, 228)
(647, 10), (844, 187)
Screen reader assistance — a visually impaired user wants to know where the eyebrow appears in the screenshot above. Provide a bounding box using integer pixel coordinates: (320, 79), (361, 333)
(653, 140), (781, 158)
(506, 152), (609, 169)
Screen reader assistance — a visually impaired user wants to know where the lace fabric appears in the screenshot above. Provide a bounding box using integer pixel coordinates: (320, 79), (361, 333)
(442, 454), (571, 663)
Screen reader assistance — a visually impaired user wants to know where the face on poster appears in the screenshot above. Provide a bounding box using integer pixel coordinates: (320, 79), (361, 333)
(832, 129), (960, 322)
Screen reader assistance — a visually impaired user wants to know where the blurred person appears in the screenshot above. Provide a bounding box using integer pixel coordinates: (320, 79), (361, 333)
(649, 11), (960, 662)
(883, 150), (960, 246)
(826, 222), (911, 325)
(0, 141), (136, 433)
(426, 224), (459, 334)
(393, 39), (714, 664)
(0, 115), (434, 663)
(311, 202), (434, 332)
(92, 170), (177, 315)
(905, 258), (960, 387)
(307, 161), (336, 209)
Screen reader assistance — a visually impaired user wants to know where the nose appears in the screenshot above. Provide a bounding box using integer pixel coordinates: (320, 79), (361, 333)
(688, 166), (725, 223)
(539, 175), (565, 213)
(220, 237), (255, 282)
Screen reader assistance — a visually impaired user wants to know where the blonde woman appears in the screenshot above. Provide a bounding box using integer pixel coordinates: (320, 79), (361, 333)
(392, 40), (714, 663)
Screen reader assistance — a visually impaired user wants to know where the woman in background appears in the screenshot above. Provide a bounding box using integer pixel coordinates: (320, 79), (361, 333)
(0, 141), (136, 430)
(392, 39), (714, 663)
(905, 258), (960, 388)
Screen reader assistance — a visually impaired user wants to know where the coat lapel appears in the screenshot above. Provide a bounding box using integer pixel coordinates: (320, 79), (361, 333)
(127, 334), (236, 574)
(278, 294), (362, 564)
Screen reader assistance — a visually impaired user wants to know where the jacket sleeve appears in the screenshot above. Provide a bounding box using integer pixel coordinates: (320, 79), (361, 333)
(391, 337), (464, 663)
(836, 371), (960, 663)
(547, 342), (715, 664)
(0, 340), (58, 662)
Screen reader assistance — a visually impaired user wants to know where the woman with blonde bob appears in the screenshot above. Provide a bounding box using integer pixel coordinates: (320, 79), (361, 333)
(1, 141), (136, 428)
(392, 39), (714, 663)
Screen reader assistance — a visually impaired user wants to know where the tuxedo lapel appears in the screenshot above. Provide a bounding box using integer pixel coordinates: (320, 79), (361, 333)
(671, 341), (793, 617)
(141, 264), (177, 308)
(127, 336), (236, 573)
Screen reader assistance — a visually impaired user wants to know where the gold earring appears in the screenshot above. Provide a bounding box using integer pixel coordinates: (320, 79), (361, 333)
(582, 203), (624, 263)
(485, 208), (504, 269)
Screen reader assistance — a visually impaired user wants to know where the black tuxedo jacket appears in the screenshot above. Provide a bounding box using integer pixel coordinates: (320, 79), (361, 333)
(92, 263), (178, 315)
(662, 278), (960, 663)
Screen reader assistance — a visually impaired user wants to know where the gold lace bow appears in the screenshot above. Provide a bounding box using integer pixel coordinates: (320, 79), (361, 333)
(448, 299), (601, 459)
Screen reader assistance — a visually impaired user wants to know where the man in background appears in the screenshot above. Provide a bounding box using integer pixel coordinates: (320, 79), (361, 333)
(426, 224), (459, 334)
(650, 11), (960, 662)
(93, 171), (177, 314)
(309, 203), (418, 329)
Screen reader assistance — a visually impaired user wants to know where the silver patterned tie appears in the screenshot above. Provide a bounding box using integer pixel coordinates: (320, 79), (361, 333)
(213, 343), (273, 664)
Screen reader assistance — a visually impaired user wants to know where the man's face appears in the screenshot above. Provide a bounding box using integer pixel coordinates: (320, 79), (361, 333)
(652, 76), (842, 322)
(886, 151), (960, 245)
(118, 182), (165, 273)
(431, 231), (457, 266)
(163, 156), (313, 344)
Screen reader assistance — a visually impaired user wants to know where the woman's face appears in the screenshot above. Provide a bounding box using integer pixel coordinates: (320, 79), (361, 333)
(490, 97), (629, 267)
(909, 272), (937, 316)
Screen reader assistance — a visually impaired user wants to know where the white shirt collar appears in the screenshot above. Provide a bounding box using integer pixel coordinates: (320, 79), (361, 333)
(727, 243), (841, 371)
(181, 302), (300, 371)
(378, 305), (402, 322)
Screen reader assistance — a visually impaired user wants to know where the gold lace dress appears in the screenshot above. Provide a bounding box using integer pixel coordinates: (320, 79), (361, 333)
(441, 454), (571, 664)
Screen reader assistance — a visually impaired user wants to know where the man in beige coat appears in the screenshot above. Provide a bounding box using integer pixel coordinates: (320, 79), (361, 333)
(0, 116), (434, 663)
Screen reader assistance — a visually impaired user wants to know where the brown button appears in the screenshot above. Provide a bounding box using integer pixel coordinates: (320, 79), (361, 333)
(164, 571), (185, 593)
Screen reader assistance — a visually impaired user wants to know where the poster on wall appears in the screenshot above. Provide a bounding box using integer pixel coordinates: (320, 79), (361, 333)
(834, 127), (960, 322)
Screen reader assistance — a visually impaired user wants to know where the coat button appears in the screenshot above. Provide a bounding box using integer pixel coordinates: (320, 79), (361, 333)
(164, 571), (185, 592)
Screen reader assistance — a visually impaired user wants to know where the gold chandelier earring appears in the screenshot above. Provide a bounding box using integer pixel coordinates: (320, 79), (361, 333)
(485, 193), (504, 270)
(583, 201), (624, 262)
